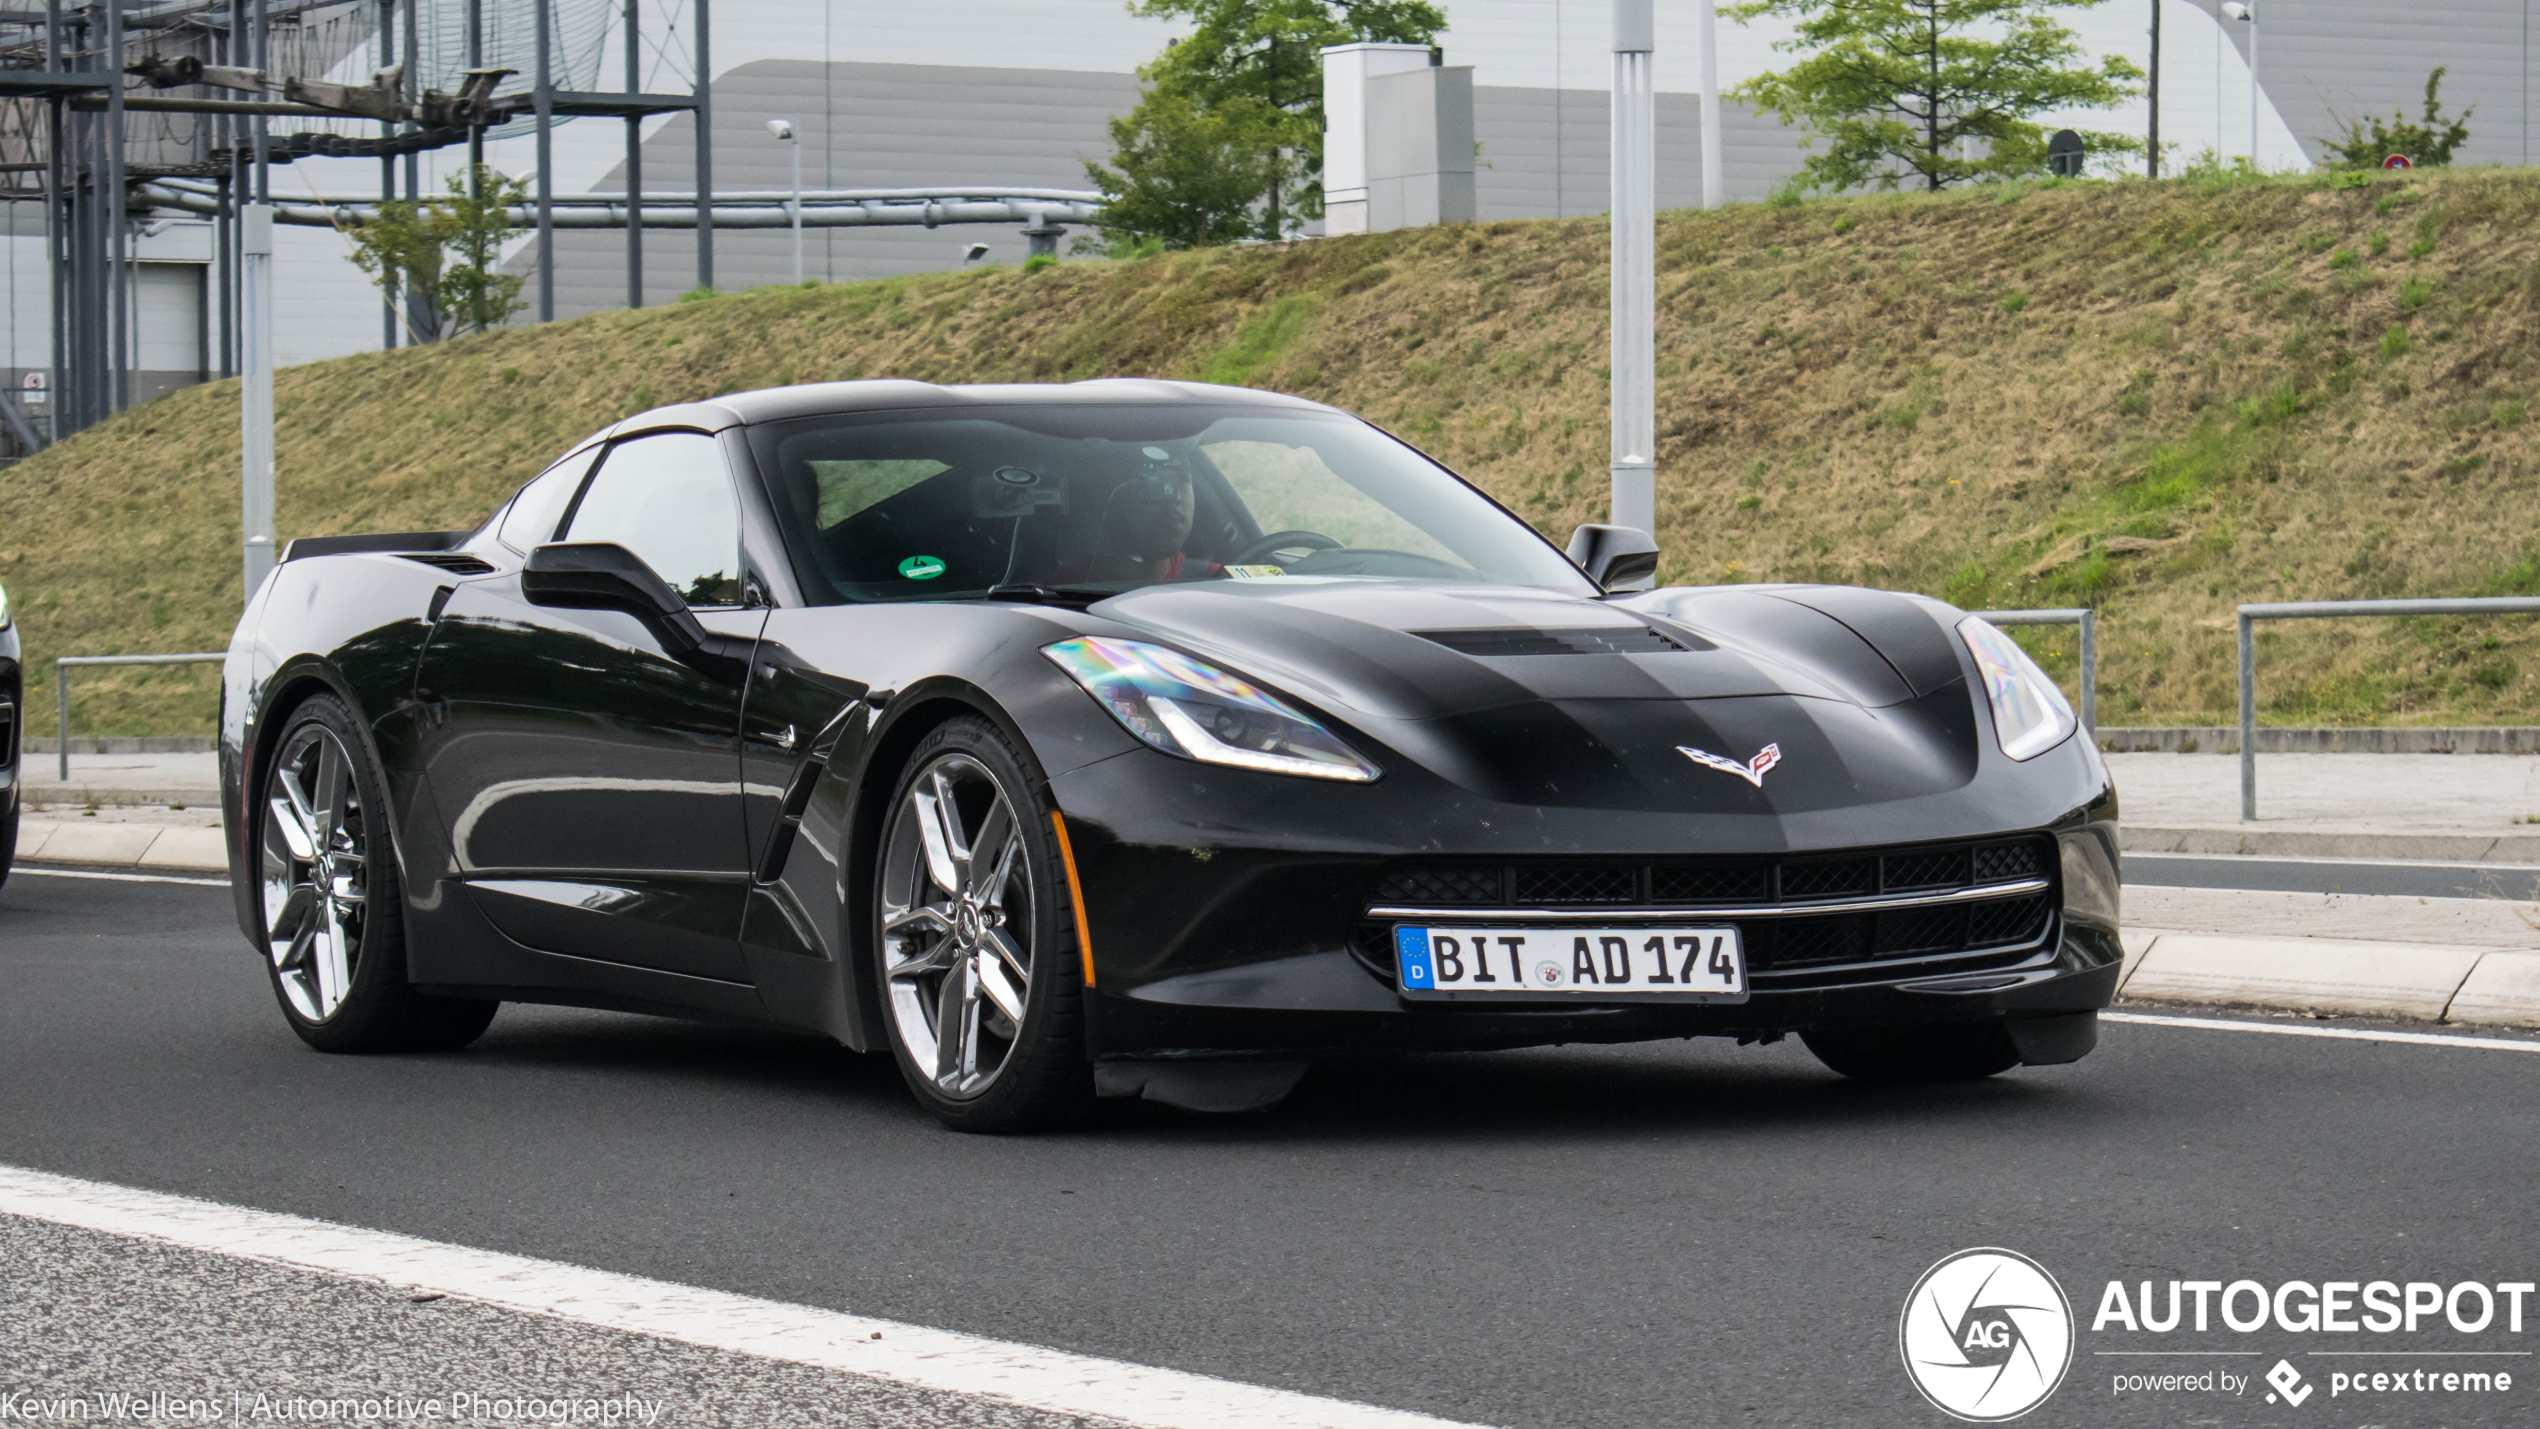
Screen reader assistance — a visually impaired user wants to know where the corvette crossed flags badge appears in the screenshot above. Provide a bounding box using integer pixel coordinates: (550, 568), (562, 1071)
(1677, 742), (1782, 788)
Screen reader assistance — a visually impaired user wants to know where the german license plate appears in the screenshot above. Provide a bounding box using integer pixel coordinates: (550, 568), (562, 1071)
(1393, 925), (1747, 1001)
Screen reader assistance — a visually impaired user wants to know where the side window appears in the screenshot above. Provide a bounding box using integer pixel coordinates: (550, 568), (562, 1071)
(560, 432), (744, 608)
(497, 446), (602, 555)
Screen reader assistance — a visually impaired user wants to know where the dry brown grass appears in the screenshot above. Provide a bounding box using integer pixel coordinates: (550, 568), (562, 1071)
(8, 165), (2540, 733)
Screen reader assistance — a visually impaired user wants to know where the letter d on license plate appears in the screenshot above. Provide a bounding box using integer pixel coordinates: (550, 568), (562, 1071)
(1394, 925), (1747, 1002)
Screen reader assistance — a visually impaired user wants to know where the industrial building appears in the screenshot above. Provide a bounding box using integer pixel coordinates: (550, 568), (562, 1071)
(2, 0), (2534, 442)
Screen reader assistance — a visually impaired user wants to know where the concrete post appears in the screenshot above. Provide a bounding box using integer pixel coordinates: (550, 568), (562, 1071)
(1698, 0), (1722, 209)
(1609, 0), (1656, 537)
(239, 202), (275, 599)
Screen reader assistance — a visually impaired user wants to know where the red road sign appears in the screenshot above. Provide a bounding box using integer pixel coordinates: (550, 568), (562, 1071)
(2382, 154), (2414, 169)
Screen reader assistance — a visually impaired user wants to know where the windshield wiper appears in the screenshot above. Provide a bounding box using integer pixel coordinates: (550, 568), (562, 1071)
(985, 583), (1115, 610)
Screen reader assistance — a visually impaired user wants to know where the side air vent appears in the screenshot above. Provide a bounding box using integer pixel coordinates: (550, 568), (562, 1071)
(398, 551), (498, 576)
(1417, 626), (1688, 657)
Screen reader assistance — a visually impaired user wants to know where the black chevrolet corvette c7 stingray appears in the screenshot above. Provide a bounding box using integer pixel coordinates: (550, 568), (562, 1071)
(219, 379), (2120, 1131)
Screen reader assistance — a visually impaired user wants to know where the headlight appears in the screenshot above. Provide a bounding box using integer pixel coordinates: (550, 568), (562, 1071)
(0, 582), (10, 630)
(1959, 616), (2075, 760)
(1045, 636), (1379, 783)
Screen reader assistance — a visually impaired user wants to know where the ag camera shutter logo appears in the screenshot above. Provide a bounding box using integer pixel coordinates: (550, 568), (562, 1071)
(1901, 1248), (2075, 1421)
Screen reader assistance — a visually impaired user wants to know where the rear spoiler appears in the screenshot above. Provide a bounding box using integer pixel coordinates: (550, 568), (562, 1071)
(279, 530), (471, 563)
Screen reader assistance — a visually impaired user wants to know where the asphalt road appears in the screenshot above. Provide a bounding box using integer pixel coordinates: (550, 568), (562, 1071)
(4, 864), (2538, 1428)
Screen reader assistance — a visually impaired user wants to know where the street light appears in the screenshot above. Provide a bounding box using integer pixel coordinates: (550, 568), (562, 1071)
(766, 117), (802, 285)
(2222, 2), (2257, 169)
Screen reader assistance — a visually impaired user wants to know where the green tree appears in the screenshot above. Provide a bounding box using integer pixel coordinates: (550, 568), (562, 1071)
(1089, 0), (1444, 249)
(2320, 68), (2472, 170)
(1087, 92), (1293, 250)
(344, 164), (529, 340)
(1726, 0), (2143, 193)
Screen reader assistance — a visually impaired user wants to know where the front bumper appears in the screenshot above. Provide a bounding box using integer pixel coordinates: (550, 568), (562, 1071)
(1051, 737), (2121, 1060)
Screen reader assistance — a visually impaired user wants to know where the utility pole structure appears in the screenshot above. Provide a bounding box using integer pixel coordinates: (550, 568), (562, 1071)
(625, 0), (643, 307)
(535, 0), (554, 321)
(695, 0), (713, 293)
(1698, 0), (1722, 208)
(1608, 0), (1656, 537)
(2148, 0), (2161, 177)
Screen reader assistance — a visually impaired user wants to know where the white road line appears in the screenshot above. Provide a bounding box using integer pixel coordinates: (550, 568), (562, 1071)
(0, 1164), (1480, 1429)
(12, 866), (230, 887)
(2103, 1010), (2540, 1053)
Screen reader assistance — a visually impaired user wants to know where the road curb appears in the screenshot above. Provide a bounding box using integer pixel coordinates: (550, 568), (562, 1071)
(18, 819), (227, 873)
(2121, 825), (2540, 863)
(2118, 930), (2540, 1028)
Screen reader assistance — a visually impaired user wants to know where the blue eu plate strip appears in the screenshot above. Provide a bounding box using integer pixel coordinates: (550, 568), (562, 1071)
(1394, 926), (1434, 988)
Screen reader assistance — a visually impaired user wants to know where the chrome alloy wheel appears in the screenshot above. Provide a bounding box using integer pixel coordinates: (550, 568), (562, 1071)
(260, 722), (370, 1023)
(878, 753), (1035, 1100)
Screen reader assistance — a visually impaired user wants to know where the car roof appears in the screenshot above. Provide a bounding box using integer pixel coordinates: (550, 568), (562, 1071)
(604, 378), (1335, 438)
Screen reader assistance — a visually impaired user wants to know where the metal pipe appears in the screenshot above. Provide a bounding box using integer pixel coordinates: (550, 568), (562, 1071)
(623, 0), (640, 308)
(137, 184), (1100, 230)
(466, 0), (484, 177)
(378, 0), (396, 348)
(694, 0), (710, 292)
(149, 178), (1106, 206)
(1607, 0), (1655, 538)
(54, 652), (227, 782)
(2231, 597), (2540, 820)
(251, 0), (267, 201)
(2238, 609), (2255, 820)
(106, 0), (125, 411)
(534, 0), (553, 320)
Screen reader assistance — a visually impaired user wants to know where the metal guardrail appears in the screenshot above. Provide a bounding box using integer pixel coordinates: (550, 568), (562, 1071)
(2237, 598), (2540, 820)
(54, 653), (224, 783)
(1972, 608), (2097, 737)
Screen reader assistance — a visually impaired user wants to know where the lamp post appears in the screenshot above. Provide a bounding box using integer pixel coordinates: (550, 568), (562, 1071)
(766, 118), (801, 285)
(2222, 2), (2256, 168)
(1609, 0), (1656, 538)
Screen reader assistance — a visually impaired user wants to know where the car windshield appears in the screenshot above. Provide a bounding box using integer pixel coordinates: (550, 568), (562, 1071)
(748, 404), (1593, 603)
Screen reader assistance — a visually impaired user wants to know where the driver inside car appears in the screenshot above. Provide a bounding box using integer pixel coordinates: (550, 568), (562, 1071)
(1069, 447), (1225, 584)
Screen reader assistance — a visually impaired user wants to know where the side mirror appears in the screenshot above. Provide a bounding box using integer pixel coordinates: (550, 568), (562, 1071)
(523, 542), (707, 656)
(1567, 523), (1661, 594)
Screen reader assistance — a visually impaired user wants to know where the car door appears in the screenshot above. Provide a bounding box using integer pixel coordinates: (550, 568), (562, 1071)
(414, 428), (768, 985)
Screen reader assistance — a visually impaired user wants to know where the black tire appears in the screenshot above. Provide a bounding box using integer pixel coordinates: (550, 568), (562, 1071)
(873, 714), (1091, 1133)
(0, 794), (16, 892)
(1802, 1020), (2021, 1085)
(253, 694), (497, 1053)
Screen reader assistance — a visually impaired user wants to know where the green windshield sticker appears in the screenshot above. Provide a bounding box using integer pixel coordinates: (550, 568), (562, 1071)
(897, 555), (947, 581)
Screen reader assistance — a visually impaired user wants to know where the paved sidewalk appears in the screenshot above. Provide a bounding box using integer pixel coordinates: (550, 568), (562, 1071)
(21, 750), (220, 809)
(2110, 751), (2540, 860)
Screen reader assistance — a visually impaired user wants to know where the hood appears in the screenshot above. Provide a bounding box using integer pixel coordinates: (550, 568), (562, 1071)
(1092, 580), (1947, 721)
(1088, 579), (2000, 818)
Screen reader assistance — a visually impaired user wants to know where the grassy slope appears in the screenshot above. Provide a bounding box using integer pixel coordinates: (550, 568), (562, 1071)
(8, 165), (2540, 735)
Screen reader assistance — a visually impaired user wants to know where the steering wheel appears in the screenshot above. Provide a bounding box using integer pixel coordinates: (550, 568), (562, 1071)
(1231, 530), (1342, 566)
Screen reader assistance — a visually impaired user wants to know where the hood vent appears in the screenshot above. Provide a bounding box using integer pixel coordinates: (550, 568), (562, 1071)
(398, 551), (498, 575)
(1417, 626), (1690, 657)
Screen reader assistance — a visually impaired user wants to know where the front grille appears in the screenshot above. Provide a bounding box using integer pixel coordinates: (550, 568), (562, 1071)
(1417, 626), (1687, 657)
(1363, 835), (2060, 986)
(1374, 836), (2051, 911)
(1513, 864), (1636, 904)
(1648, 864), (1772, 903)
